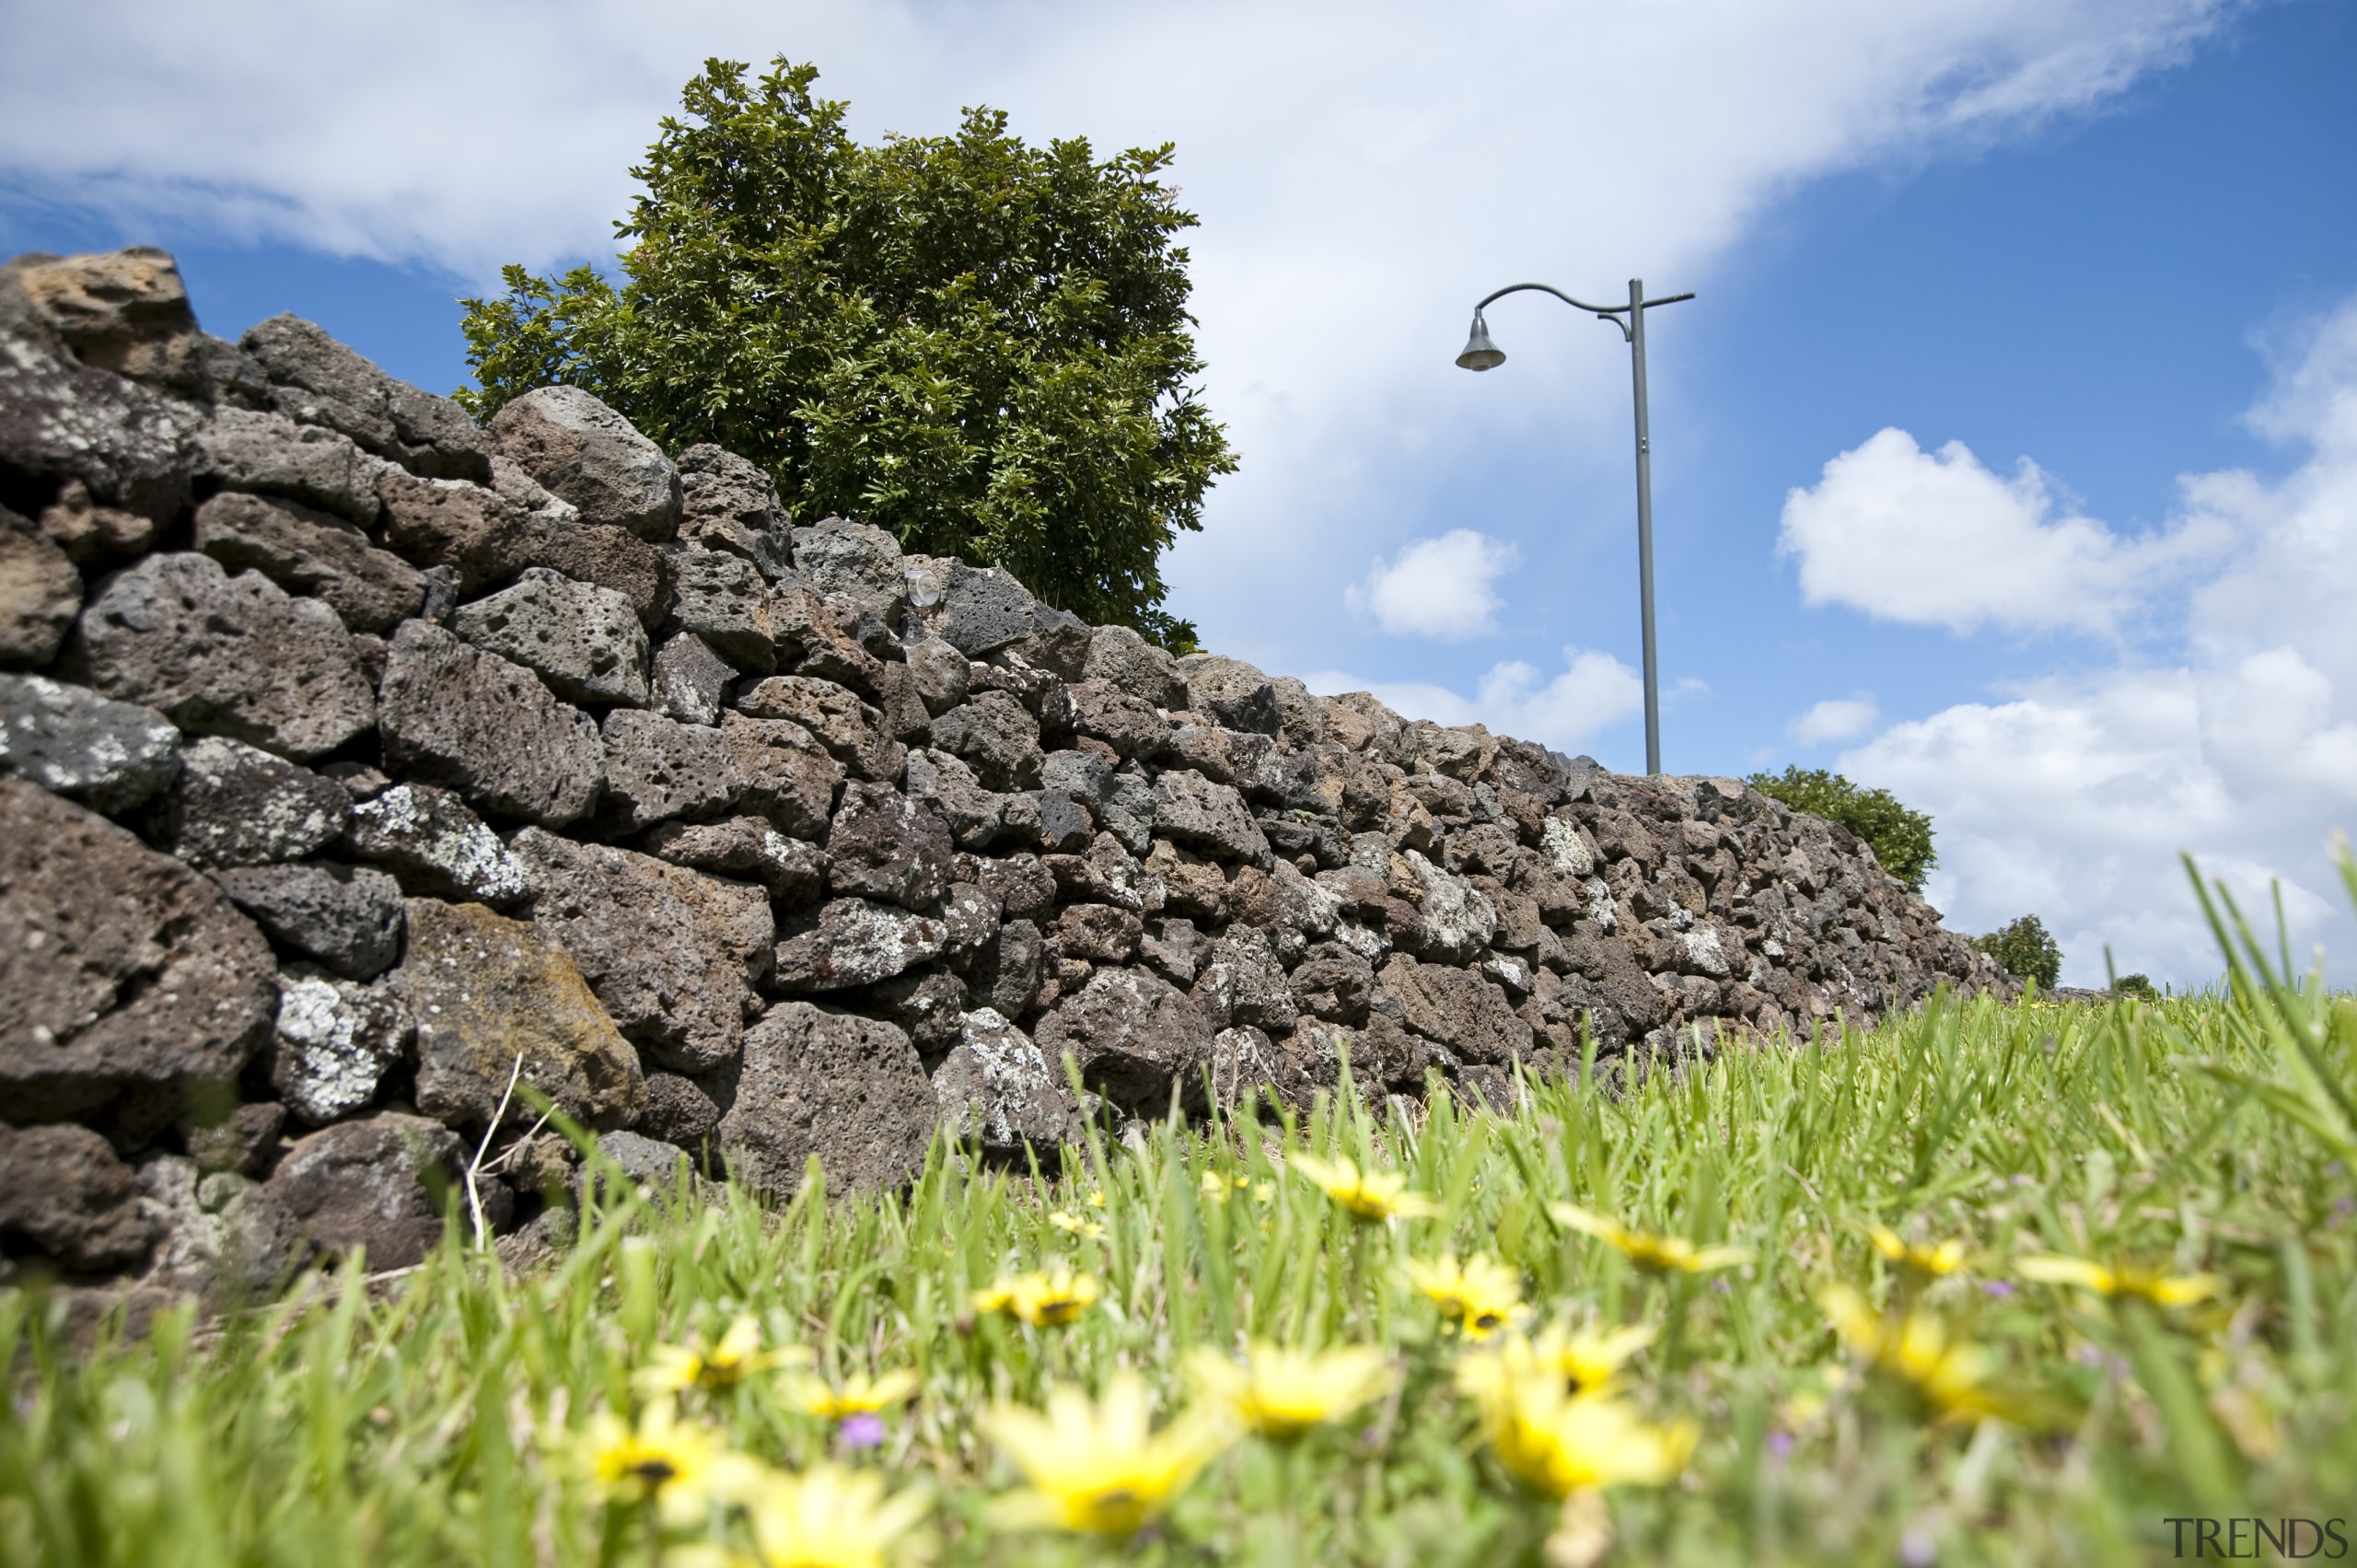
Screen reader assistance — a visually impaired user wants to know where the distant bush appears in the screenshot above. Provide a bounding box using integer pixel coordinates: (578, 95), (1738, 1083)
(1973, 914), (2062, 989)
(1745, 767), (1935, 891)
(2112, 972), (2160, 1001)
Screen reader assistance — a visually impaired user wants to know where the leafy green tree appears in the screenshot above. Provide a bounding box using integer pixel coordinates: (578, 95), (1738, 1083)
(458, 57), (1235, 651)
(2112, 972), (2160, 1001)
(1973, 915), (2063, 990)
(1745, 766), (1937, 891)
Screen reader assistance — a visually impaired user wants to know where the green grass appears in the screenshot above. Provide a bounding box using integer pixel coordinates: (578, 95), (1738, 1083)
(6, 855), (2356, 1567)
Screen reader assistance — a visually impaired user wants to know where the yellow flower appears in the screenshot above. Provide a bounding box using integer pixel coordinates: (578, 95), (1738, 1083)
(1048, 1210), (1106, 1240)
(638, 1315), (812, 1397)
(1467, 1371), (1695, 1500)
(1405, 1252), (1525, 1339)
(981, 1372), (1231, 1536)
(1086, 1190), (1107, 1208)
(1187, 1342), (1397, 1440)
(1870, 1225), (1968, 1278)
(1549, 1203), (1752, 1275)
(1198, 1171), (1230, 1204)
(972, 1263), (1102, 1328)
(1291, 1153), (1444, 1223)
(792, 1369), (922, 1422)
(1820, 1283), (2014, 1424)
(743, 1461), (931, 1568)
(1460, 1320), (1656, 1404)
(580, 1398), (759, 1523)
(2014, 1253), (2223, 1307)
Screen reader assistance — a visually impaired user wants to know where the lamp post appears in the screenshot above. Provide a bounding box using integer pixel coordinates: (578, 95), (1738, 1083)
(1457, 278), (1692, 775)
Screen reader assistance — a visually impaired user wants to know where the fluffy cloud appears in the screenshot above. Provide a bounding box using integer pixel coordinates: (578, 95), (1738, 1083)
(1777, 429), (2226, 633)
(1344, 529), (1516, 639)
(1838, 299), (2357, 986)
(1302, 646), (1643, 753)
(0, 0), (2234, 669)
(1789, 695), (1880, 745)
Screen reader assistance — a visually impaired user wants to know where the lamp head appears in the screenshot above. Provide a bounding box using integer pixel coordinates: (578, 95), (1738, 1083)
(1455, 309), (1505, 372)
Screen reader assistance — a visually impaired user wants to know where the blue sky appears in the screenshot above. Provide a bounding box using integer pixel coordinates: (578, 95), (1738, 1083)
(5, 0), (2352, 984)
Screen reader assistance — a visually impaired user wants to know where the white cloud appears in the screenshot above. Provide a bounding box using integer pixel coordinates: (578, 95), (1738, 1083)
(1302, 645), (1643, 753)
(0, 0), (2234, 668)
(1777, 428), (2226, 633)
(1790, 694), (1880, 744)
(1838, 299), (2357, 987)
(1344, 528), (1516, 639)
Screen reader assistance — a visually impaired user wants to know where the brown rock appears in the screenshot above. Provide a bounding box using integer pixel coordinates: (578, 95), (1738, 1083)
(1376, 954), (1532, 1067)
(1, 507), (82, 666)
(192, 490), (426, 633)
(1034, 965), (1213, 1117)
(715, 712), (841, 839)
(376, 619), (604, 828)
(0, 1122), (163, 1272)
(401, 898), (644, 1131)
(824, 781), (953, 912)
(733, 675), (902, 782)
(264, 1112), (462, 1270)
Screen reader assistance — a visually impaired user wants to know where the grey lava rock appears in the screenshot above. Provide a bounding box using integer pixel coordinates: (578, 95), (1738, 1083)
(932, 1007), (1080, 1155)
(450, 567), (650, 707)
(158, 736), (349, 868)
(511, 830), (773, 1075)
(401, 898), (645, 1132)
(716, 712), (842, 841)
(1153, 768), (1271, 866)
(638, 1072), (722, 1148)
(181, 1099), (287, 1178)
(771, 897), (948, 993)
(136, 1155), (313, 1300)
(75, 552), (376, 761)
(641, 815), (828, 903)
(192, 409), (389, 526)
(263, 1112), (462, 1271)
(487, 386), (681, 542)
(0, 672), (180, 812)
(902, 636), (970, 716)
(734, 675), (902, 782)
(714, 1001), (933, 1200)
(1178, 654), (1283, 737)
(598, 707), (740, 831)
(676, 444), (791, 572)
(376, 619), (604, 828)
(1033, 965), (1214, 1118)
(0, 1122), (164, 1272)
(926, 689), (1042, 791)
(650, 632), (734, 726)
(1083, 623), (1188, 710)
(789, 517), (906, 621)
(212, 862), (405, 980)
(0, 780), (278, 1126)
(375, 468), (534, 595)
(267, 970), (412, 1124)
(662, 548), (775, 673)
(1378, 954), (1532, 1067)
(343, 782), (529, 905)
(192, 490), (427, 634)
(825, 781), (953, 912)
(925, 563), (1039, 657)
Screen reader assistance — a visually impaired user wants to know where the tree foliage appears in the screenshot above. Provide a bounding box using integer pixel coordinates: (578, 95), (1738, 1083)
(458, 57), (1235, 651)
(1745, 766), (1937, 891)
(1973, 914), (2064, 990)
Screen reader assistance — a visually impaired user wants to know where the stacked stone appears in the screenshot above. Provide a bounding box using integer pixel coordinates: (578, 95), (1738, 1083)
(0, 248), (2014, 1315)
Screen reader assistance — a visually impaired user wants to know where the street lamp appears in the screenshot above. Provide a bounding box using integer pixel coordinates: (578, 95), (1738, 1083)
(1457, 278), (1692, 775)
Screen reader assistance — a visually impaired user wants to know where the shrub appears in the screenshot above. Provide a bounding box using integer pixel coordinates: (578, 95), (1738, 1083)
(2112, 972), (2160, 1001)
(1972, 913), (2062, 989)
(458, 58), (1235, 651)
(1744, 767), (1935, 890)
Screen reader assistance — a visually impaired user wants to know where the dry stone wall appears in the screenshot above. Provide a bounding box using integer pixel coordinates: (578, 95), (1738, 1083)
(0, 247), (2013, 1312)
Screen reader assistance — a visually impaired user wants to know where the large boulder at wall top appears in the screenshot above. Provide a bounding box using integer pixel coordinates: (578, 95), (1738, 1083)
(238, 313), (492, 482)
(400, 898), (645, 1132)
(0, 779), (279, 1128)
(75, 552), (377, 762)
(486, 385), (682, 542)
(375, 619), (604, 828)
(713, 1001), (934, 1200)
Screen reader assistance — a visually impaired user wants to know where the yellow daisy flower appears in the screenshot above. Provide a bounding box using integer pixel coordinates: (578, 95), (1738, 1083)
(1048, 1210), (1106, 1239)
(1466, 1371), (1696, 1500)
(1405, 1252), (1526, 1339)
(1820, 1283), (2016, 1424)
(1870, 1225), (1968, 1278)
(972, 1263), (1102, 1328)
(1291, 1153), (1444, 1223)
(743, 1460), (931, 1568)
(2014, 1253), (2223, 1307)
(1459, 1320), (1656, 1404)
(579, 1398), (759, 1524)
(1549, 1203), (1753, 1275)
(981, 1372), (1231, 1536)
(1186, 1341), (1397, 1441)
(637, 1315), (811, 1397)
(792, 1369), (922, 1422)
